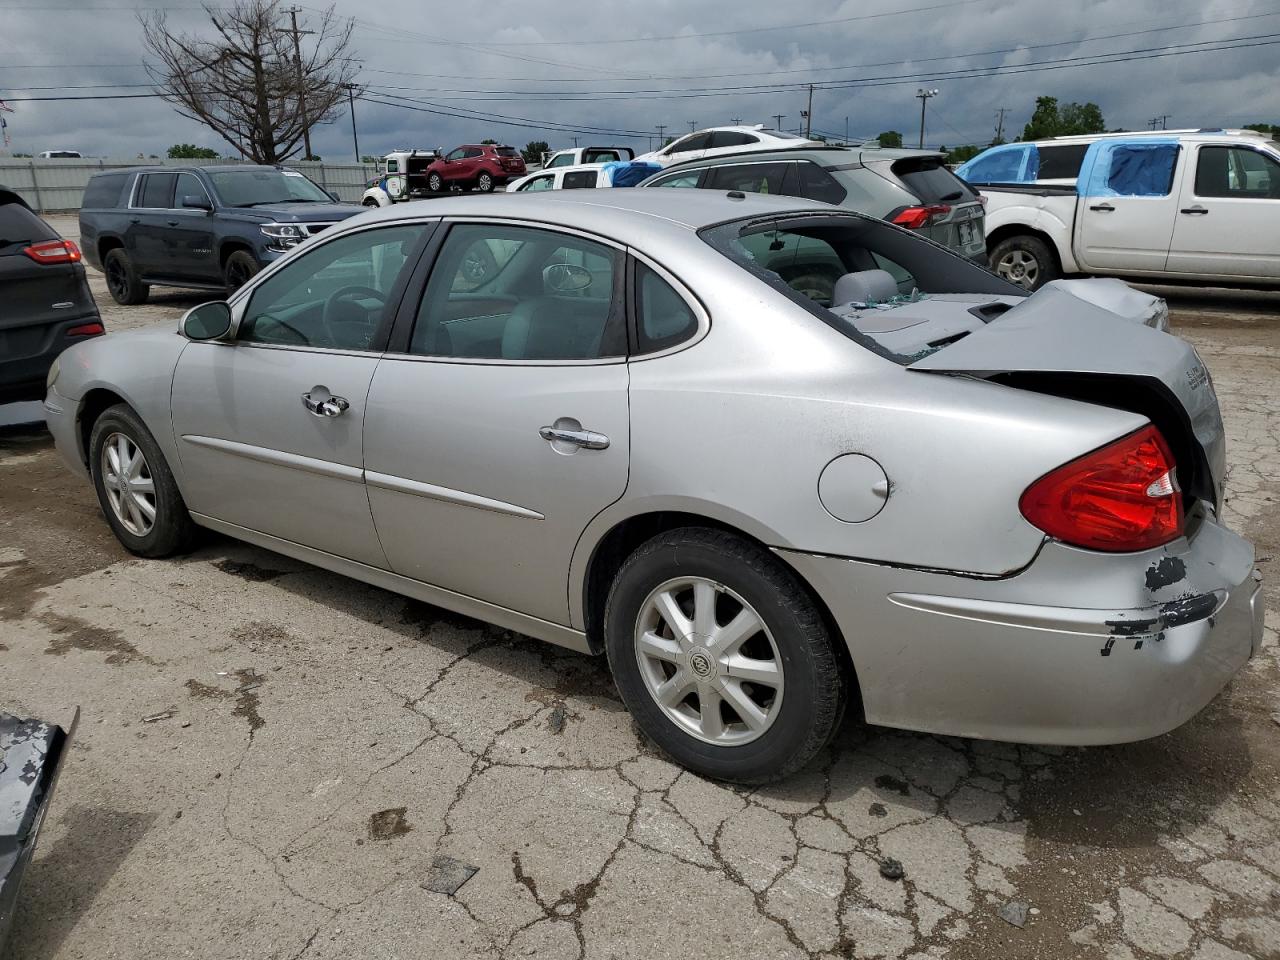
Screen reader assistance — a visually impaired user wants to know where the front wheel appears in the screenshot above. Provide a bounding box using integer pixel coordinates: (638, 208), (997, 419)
(89, 404), (197, 558)
(604, 528), (848, 784)
(223, 249), (260, 294)
(427, 172), (443, 193)
(990, 235), (1059, 291)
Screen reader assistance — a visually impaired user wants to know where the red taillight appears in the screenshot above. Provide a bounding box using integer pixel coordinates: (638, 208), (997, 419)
(1019, 425), (1185, 552)
(66, 322), (104, 337)
(891, 204), (951, 229)
(24, 238), (82, 264)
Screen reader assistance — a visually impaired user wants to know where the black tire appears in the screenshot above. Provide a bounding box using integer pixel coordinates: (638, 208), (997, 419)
(427, 172), (443, 194)
(362, 197), (380, 208)
(475, 170), (496, 193)
(223, 249), (260, 294)
(989, 234), (1059, 291)
(604, 527), (848, 784)
(103, 247), (149, 305)
(89, 404), (198, 558)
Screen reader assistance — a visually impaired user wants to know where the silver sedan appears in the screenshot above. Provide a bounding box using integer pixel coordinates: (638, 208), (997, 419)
(44, 190), (1264, 782)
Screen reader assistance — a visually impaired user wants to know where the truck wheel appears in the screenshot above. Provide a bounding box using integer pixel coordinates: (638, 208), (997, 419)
(428, 172), (443, 193)
(223, 250), (260, 293)
(475, 171), (496, 193)
(103, 248), (149, 305)
(990, 235), (1059, 291)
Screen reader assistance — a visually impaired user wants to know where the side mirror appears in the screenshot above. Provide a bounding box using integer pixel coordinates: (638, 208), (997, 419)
(181, 301), (232, 341)
(182, 194), (213, 211)
(327, 190), (341, 202)
(543, 262), (593, 293)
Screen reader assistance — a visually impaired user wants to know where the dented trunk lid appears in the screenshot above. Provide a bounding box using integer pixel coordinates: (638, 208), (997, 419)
(908, 280), (1225, 509)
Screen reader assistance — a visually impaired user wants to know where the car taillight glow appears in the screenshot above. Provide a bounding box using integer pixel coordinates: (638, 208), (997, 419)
(66, 322), (104, 337)
(1019, 424), (1185, 552)
(890, 204), (951, 229)
(24, 239), (82, 264)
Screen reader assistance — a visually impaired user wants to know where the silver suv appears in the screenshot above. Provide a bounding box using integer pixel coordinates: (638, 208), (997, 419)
(640, 146), (986, 299)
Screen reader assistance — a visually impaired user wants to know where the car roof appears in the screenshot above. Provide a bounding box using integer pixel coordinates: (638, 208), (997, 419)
(88, 164), (280, 177)
(361, 188), (832, 232)
(653, 144), (943, 173)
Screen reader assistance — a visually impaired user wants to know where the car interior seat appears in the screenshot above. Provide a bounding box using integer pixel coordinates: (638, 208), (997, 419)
(832, 269), (900, 305)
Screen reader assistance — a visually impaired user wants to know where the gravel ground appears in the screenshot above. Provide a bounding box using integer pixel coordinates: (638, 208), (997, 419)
(1, 216), (1277, 960)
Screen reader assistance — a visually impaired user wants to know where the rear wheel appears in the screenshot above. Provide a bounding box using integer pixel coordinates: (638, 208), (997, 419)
(103, 248), (149, 305)
(990, 235), (1059, 291)
(89, 404), (197, 558)
(223, 249), (260, 294)
(475, 171), (496, 193)
(604, 527), (848, 784)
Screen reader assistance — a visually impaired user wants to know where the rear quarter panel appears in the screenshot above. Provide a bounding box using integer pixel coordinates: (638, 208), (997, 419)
(983, 190), (1080, 272)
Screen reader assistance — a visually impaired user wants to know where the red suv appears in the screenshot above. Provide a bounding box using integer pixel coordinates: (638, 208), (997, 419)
(426, 144), (527, 193)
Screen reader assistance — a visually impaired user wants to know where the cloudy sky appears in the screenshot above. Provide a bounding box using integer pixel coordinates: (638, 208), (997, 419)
(0, 0), (1276, 161)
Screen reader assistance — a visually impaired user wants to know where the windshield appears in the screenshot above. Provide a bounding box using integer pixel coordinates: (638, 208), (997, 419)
(701, 213), (1021, 362)
(208, 169), (331, 206)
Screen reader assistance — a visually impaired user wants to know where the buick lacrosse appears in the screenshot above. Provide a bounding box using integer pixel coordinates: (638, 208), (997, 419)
(45, 190), (1263, 782)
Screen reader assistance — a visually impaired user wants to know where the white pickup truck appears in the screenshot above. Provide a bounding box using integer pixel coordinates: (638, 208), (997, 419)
(958, 129), (1280, 290)
(540, 146), (634, 169)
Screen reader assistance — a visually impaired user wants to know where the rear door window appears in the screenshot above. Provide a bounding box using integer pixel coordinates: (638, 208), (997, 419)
(890, 158), (974, 203)
(1036, 144), (1088, 180)
(705, 162), (791, 195)
(562, 170), (599, 190)
(787, 162), (848, 205)
(137, 172), (177, 209)
(83, 173), (129, 210)
(709, 131), (757, 148)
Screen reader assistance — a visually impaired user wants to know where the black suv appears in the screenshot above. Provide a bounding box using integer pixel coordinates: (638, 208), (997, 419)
(1, 186), (102, 403)
(79, 165), (361, 304)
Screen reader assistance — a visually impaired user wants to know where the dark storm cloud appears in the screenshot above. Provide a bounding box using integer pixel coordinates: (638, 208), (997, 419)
(0, 0), (1276, 159)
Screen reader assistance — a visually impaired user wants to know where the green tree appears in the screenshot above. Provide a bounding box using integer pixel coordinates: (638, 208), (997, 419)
(481, 138), (498, 145)
(167, 143), (220, 159)
(1021, 96), (1106, 140)
(521, 140), (550, 164)
(1244, 123), (1276, 134)
(946, 144), (984, 164)
(877, 130), (903, 148)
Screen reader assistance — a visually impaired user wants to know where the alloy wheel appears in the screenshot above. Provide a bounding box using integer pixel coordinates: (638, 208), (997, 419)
(996, 249), (1040, 289)
(478, 173), (493, 192)
(106, 259), (128, 300)
(634, 576), (784, 746)
(100, 432), (156, 536)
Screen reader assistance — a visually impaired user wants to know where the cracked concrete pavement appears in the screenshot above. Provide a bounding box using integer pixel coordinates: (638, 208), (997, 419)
(1, 222), (1278, 959)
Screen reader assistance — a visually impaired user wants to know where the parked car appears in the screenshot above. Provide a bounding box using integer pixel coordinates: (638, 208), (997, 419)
(361, 149), (442, 207)
(36, 150), (82, 159)
(45, 191), (1262, 783)
(424, 144), (526, 193)
(0, 186), (103, 403)
(955, 129), (1280, 289)
(640, 146), (986, 293)
(506, 160), (663, 193)
(636, 125), (822, 167)
(79, 164), (360, 304)
(0, 708), (76, 953)
(542, 146), (635, 169)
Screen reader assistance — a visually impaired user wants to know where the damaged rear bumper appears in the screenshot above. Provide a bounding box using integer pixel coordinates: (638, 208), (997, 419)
(1, 708), (77, 950)
(780, 517), (1263, 745)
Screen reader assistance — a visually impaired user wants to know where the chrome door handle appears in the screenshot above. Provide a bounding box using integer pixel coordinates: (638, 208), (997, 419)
(1089, 203), (1115, 212)
(539, 425), (610, 450)
(1180, 206), (1209, 215)
(301, 391), (350, 417)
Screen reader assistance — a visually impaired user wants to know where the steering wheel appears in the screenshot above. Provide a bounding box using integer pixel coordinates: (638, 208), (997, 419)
(321, 285), (387, 346)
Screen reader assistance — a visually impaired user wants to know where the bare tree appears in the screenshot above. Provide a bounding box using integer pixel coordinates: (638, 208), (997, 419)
(141, 0), (359, 164)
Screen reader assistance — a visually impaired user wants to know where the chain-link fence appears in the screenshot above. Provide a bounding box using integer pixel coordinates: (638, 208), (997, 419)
(0, 157), (378, 212)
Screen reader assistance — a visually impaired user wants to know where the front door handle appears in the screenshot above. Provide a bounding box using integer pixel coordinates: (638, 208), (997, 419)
(539, 425), (610, 450)
(167, 220), (179, 226)
(1180, 205), (1209, 215)
(302, 390), (350, 417)
(1089, 203), (1115, 212)
(129, 217), (141, 224)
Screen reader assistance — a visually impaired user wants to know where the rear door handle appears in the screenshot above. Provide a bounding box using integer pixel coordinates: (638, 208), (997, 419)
(301, 391), (350, 417)
(1180, 206), (1209, 215)
(1089, 203), (1115, 212)
(539, 425), (610, 450)
(129, 217), (141, 224)
(167, 220), (179, 226)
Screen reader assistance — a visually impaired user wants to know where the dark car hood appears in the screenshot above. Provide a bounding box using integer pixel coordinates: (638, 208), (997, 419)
(230, 202), (359, 223)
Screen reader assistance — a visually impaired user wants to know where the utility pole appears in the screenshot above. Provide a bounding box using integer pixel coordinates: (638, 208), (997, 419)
(994, 106), (1009, 144)
(285, 6), (315, 160)
(1148, 114), (1170, 130)
(730, 117), (741, 125)
(845, 116), (849, 145)
(344, 83), (359, 162)
(656, 123), (667, 145)
(772, 113), (785, 130)
(915, 88), (939, 149)
(572, 136), (579, 146)
(688, 120), (696, 133)
(802, 83), (814, 139)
